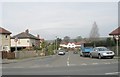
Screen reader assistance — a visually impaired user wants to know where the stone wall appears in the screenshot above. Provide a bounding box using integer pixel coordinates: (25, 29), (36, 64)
(14, 51), (37, 59)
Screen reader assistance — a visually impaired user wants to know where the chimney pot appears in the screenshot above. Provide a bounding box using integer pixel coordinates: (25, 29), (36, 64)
(25, 29), (29, 34)
(37, 34), (40, 38)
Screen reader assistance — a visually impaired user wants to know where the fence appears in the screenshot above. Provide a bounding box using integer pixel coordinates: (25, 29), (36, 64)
(1, 51), (15, 59)
(1, 50), (46, 59)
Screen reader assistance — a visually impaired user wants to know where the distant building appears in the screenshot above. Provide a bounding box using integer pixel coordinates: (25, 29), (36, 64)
(11, 29), (40, 51)
(0, 27), (12, 52)
(60, 42), (82, 49)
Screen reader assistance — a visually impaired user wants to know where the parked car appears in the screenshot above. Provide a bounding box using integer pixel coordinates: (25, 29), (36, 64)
(80, 47), (93, 57)
(58, 50), (65, 55)
(89, 47), (115, 59)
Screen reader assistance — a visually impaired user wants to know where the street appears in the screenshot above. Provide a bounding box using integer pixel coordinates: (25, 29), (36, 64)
(2, 51), (119, 75)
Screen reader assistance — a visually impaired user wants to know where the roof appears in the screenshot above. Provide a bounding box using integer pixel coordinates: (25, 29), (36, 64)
(11, 30), (40, 40)
(0, 27), (11, 34)
(60, 42), (68, 45)
(109, 27), (120, 35)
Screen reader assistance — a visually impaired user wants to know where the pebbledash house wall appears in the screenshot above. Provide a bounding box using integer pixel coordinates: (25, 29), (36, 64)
(0, 34), (11, 52)
(11, 38), (40, 48)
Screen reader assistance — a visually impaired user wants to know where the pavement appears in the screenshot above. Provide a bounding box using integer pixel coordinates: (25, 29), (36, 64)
(1, 55), (56, 64)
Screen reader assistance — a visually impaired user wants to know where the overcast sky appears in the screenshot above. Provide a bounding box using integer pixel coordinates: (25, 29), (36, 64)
(1, 2), (118, 40)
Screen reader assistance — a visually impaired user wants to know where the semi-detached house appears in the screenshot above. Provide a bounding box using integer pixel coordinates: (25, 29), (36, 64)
(11, 29), (40, 51)
(0, 27), (12, 52)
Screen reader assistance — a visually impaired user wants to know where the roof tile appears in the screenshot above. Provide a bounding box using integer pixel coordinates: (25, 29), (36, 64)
(11, 32), (40, 40)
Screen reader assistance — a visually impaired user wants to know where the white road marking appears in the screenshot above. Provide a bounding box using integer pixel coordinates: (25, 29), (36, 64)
(111, 61), (118, 64)
(92, 63), (98, 65)
(69, 64), (76, 66)
(81, 63), (87, 65)
(67, 61), (69, 66)
(105, 72), (120, 75)
(67, 57), (69, 61)
(31, 65), (41, 68)
(67, 56), (70, 66)
(104, 62), (111, 64)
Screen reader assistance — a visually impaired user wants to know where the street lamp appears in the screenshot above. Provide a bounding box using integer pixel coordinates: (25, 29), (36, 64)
(113, 35), (119, 56)
(14, 37), (18, 51)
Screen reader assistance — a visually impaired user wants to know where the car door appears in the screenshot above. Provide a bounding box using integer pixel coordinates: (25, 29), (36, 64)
(94, 48), (99, 57)
(91, 48), (96, 57)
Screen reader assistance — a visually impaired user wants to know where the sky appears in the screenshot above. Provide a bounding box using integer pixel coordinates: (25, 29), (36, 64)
(1, 1), (118, 40)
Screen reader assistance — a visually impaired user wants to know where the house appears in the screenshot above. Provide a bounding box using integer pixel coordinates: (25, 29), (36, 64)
(11, 29), (40, 51)
(60, 42), (82, 49)
(109, 26), (120, 55)
(109, 26), (120, 36)
(0, 27), (12, 52)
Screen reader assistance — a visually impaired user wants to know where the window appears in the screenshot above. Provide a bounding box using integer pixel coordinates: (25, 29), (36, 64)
(93, 48), (97, 51)
(5, 35), (7, 38)
(27, 40), (29, 43)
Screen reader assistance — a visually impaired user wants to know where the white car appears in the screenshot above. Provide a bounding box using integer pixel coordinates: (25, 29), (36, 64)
(58, 50), (65, 55)
(90, 47), (115, 59)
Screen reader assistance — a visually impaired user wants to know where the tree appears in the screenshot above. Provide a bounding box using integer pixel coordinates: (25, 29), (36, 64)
(54, 38), (62, 50)
(41, 41), (47, 49)
(106, 37), (116, 47)
(57, 38), (62, 45)
(63, 36), (70, 43)
(89, 22), (100, 47)
(76, 36), (82, 42)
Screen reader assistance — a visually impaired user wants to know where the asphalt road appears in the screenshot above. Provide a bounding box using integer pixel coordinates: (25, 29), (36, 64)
(2, 51), (119, 75)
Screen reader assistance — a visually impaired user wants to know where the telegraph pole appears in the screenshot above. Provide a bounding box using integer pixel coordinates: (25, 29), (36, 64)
(56, 36), (57, 51)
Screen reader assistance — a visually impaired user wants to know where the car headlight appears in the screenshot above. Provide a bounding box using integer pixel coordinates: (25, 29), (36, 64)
(110, 51), (115, 55)
(103, 53), (107, 55)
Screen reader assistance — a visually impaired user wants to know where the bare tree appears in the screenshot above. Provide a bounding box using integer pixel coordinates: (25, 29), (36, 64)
(89, 21), (100, 47)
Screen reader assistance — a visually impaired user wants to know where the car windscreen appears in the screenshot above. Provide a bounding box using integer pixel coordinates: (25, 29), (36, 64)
(98, 48), (109, 51)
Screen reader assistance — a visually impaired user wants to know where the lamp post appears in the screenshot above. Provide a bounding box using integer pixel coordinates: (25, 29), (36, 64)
(15, 37), (19, 58)
(113, 35), (119, 56)
(14, 37), (18, 51)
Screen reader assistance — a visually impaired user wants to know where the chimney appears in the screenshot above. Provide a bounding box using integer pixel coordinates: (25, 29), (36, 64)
(37, 34), (40, 38)
(25, 29), (29, 34)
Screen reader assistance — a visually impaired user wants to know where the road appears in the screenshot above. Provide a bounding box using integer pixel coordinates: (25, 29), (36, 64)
(2, 51), (119, 75)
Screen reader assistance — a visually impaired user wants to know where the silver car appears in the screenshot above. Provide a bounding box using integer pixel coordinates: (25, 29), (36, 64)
(90, 47), (115, 59)
(58, 50), (65, 55)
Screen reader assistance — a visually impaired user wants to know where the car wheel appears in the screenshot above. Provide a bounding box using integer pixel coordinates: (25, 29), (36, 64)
(98, 54), (102, 59)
